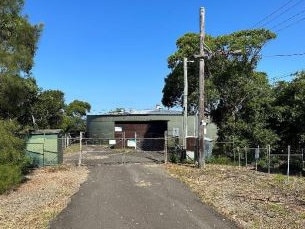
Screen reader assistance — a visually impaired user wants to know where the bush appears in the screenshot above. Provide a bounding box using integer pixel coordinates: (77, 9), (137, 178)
(257, 158), (268, 171)
(206, 155), (235, 165)
(0, 164), (22, 194)
(0, 120), (26, 165)
(0, 119), (31, 194)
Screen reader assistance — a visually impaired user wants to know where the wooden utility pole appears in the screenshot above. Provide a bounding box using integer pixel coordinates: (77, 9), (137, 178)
(183, 57), (188, 149)
(198, 7), (205, 168)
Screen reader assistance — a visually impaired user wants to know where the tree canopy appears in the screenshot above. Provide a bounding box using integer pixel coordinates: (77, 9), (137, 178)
(0, 0), (92, 193)
(0, 0), (42, 127)
(0, 0), (91, 134)
(269, 71), (305, 148)
(162, 29), (282, 147)
(62, 100), (91, 135)
(0, 0), (42, 75)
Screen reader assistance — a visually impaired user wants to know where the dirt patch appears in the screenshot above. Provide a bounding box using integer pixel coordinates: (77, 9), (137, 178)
(166, 163), (305, 229)
(0, 165), (88, 229)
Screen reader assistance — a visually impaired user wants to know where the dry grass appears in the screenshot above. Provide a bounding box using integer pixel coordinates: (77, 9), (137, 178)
(0, 165), (88, 229)
(2, 155), (305, 229)
(166, 163), (305, 229)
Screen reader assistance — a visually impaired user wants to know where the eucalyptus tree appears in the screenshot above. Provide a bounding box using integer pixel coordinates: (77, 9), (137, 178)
(162, 29), (278, 147)
(31, 90), (65, 129)
(269, 71), (305, 148)
(0, 0), (42, 125)
(62, 100), (91, 135)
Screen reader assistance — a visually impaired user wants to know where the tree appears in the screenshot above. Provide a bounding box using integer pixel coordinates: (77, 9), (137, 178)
(162, 33), (200, 110)
(62, 100), (91, 135)
(269, 71), (305, 148)
(0, 0), (42, 75)
(0, 0), (42, 126)
(0, 75), (39, 125)
(32, 90), (65, 129)
(162, 29), (278, 146)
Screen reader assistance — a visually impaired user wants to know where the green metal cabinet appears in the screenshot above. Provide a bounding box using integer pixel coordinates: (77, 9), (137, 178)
(26, 129), (63, 167)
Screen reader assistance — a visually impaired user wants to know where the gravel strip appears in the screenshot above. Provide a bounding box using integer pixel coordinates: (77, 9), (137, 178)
(166, 164), (305, 229)
(0, 165), (88, 229)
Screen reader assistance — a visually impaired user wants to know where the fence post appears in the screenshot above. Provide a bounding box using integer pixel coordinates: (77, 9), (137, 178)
(238, 147), (240, 167)
(135, 132), (137, 150)
(268, 145), (271, 174)
(78, 132), (83, 166)
(123, 131), (125, 149)
(164, 131), (168, 164)
(43, 143), (45, 167)
(301, 148), (304, 173)
(287, 145), (291, 182)
(233, 147), (236, 164)
(255, 145), (260, 171)
(244, 146), (248, 167)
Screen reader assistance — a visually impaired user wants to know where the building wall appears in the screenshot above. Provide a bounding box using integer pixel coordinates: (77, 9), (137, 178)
(86, 114), (217, 140)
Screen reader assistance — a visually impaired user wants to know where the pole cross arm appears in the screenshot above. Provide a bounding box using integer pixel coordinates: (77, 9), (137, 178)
(193, 54), (209, 59)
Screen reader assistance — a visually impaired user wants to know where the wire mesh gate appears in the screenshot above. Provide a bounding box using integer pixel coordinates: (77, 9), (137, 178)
(65, 138), (166, 166)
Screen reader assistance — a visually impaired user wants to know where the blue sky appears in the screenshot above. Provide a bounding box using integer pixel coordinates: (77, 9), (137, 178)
(24, 0), (305, 114)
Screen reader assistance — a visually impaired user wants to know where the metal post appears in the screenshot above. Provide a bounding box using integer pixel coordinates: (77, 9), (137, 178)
(164, 131), (168, 163)
(287, 145), (291, 181)
(245, 146), (248, 167)
(78, 131), (83, 166)
(238, 147), (241, 168)
(135, 132), (137, 150)
(268, 145), (271, 174)
(183, 57), (188, 150)
(123, 131), (125, 149)
(198, 7), (206, 168)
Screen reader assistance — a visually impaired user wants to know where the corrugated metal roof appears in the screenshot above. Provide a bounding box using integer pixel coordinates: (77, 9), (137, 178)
(98, 109), (182, 116)
(128, 109), (182, 115)
(30, 129), (63, 135)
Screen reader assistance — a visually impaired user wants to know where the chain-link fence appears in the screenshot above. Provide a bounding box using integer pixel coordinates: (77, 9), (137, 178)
(65, 137), (167, 166)
(26, 133), (305, 176)
(212, 142), (305, 175)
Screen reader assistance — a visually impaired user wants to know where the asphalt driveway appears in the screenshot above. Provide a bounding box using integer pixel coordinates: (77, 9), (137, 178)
(50, 159), (237, 229)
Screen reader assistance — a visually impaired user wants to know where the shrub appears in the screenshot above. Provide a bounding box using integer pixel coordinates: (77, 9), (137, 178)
(0, 119), (30, 194)
(0, 120), (26, 165)
(207, 155), (235, 165)
(0, 164), (22, 194)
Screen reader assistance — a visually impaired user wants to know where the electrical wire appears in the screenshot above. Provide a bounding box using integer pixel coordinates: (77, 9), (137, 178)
(252, 0), (297, 28)
(270, 73), (295, 82)
(269, 8), (305, 30)
(264, 52), (305, 57)
(275, 16), (305, 32)
(261, 0), (304, 27)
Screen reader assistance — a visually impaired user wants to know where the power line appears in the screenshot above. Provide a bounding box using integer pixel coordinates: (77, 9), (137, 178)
(264, 52), (305, 57)
(270, 72), (296, 82)
(275, 16), (305, 32)
(262, 0), (304, 27)
(252, 0), (297, 28)
(270, 8), (305, 30)
(252, 0), (305, 31)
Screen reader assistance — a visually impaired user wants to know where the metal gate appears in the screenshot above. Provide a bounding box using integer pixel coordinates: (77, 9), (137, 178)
(63, 138), (166, 166)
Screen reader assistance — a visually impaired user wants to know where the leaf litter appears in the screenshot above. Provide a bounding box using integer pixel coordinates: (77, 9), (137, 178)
(166, 163), (305, 229)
